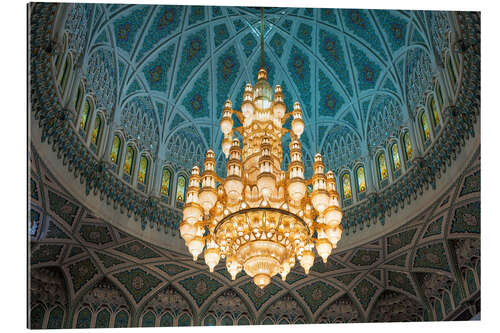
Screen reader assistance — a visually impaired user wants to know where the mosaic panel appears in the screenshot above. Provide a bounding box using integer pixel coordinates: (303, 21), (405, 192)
(386, 228), (417, 254)
(114, 268), (162, 303)
(387, 271), (416, 295)
(297, 281), (339, 313)
(156, 263), (190, 276)
(31, 244), (64, 265)
(239, 281), (282, 310)
(350, 249), (380, 266)
(179, 273), (223, 307)
(48, 190), (79, 226)
(96, 252), (125, 268)
(353, 279), (378, 310)
(115, 241), (161, 259)
(79, 224), (113, 245)
(451, 201), (480, 234)
(68, 258), (98, 293)
(414, 243), (450, 272)
(459, 170), (480, 197)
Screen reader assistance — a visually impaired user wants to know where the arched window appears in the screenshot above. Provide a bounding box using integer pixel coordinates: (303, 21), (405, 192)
(114, 311), (129, 328)
(420, 112), (431, 143)
(238, 316), (250, 325)
(203, 315), (216, 326)
(356, 166), (366, 194)
(90, 115), (102, 150)
(391, 143), (401, 172)
(141, 311), (155, 327)
(403, 132), (413, 161)
(137, 155), (149, 187)
(435, 81), (444, 109)
(55, 34), (67, 75)
(95, 309), (111, 328)
(160, 167), (172, 197)
(221, 316), (233, 326)
(58, 55), (71, 95)
(176, 175), (186, 202)
(178, 313), (191, 326)
(429, 96), (440, 128)
(30, 304), (46, 329)
(46, 306), (64, 329)
(110, 135), (122, 166)
(446, 53), (457, 91)
(378, 153), (388, 181)
(74, 83), (84, 113)
(342, 173), (352, 201)
(75, 308), (91, 328)
(123, 145), (136, 179)
(79, 98), (93, 135)
(159, 312), (174, 327)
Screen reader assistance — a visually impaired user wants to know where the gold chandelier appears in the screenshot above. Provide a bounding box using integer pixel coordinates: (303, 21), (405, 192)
(180, 9), (343, 289)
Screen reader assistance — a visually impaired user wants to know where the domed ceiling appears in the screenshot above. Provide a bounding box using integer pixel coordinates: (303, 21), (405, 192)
(67, 4), (448, 173)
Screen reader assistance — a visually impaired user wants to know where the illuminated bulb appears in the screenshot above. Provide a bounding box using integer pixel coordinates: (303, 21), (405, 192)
(220, 116), (233, 135)
(188, 236), (204, 261)
(324, 205), (342, 227)
(300, 250), (314, 274)
(292, 117), (304, 137)
(280, 261), (291, 281)
(254, 274), (271, 289)
(180, 222), (196, 243)
(226, 256), (242, 280)
(222, 136), (232, 157)
(316, 238), (333, 263)
(204, 248), (220, 272)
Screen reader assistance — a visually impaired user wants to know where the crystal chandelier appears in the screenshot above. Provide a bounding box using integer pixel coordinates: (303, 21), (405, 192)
(180, 9), (343, 289)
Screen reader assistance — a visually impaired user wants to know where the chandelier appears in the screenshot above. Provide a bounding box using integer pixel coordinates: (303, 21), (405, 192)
(180, 9), (343, 289)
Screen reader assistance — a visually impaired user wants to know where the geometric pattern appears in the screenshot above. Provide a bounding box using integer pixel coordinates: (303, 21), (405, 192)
(114, 241), (161, 260)
(68, 258), (98, 293)
(451, 201), (480, 234)
(179, 274), (223, 307)
(297, 281), (338, 313)
(239, 281), (282, 311)
(113, 268), (162, 303)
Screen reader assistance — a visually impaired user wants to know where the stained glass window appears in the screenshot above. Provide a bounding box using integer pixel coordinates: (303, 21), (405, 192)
(378, 153), (388, 181)
(59, 56), (71, 93)
(74, 84), (84, 112)
(76, 308), (91, 328)
(160, 312), (174, 327)
(161, 168), (171, 196)
(447, 54), (457, 89)
(342, 173), (352, 200)
(141, 311), (155, 327)
(421, 113), (430, 141)
(80, 98), (91, 132)
(436, 82), (444, 108)
(430, 96), (440, 127)
(114, 311), (129, 328)
(356, 167), (366, 193)
(110, 135), (121, 165)
(391, 143), (401, 171)
(123, 145), (135, 176)
(95, 309), (110, 328)
(203, 315), (216, 326)
(91, 115), (102, 147)
(47, 306), (64, 329)
(138, 156), (149, 185)
(176, 176), (186, 202)
(178, 313), (191, 326)
(403, 132), (413, 160)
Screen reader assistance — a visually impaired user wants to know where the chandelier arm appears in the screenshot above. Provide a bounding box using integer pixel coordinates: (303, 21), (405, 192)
(233, 110), (244, 123)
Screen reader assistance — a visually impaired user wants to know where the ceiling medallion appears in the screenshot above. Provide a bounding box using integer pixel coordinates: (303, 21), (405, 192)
(180, 8), (343, 289)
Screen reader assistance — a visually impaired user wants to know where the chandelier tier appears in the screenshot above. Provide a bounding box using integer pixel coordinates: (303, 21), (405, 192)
(180, 8), (342, 289)
(180, 68), (343, 288)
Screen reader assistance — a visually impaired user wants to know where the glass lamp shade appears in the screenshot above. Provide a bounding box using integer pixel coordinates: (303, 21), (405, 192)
(220, 116), (233, 135)
(222, 136), (232, 157)
(188, 236), (205, 261)
(300, 250), (315, 274)
(311, 190), (330, 213)
(179, 221), (196, 243)
(287, 179), (306, 202)
(204, 248), (221, 272)
(292, 118), (305, 137)
(199, 188), (217, 212)
(316, 238), (333, 263)
(324, 205), (342, 226)
(182, 203), (203, 224)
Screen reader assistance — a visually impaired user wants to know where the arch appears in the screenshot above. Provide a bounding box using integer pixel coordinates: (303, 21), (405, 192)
(54, 32), (68, 75)
(58, 51), (72, 96)
(237, 315), (250, 326)
(434, 78), (444, 109)
(419, 109), (431, 145)
(355, 165), (366, 196)
(74, 80), (85, 114)
(427, 93), (440, 130)
(160, 166), (173, 199)
(376, 152), (388, 185)
(79, 96), (94, 136)
(203, 314), (216, 326)
(110, 133), (123, 166)
(30, 303), (46, 329)
(200, 288), (253, 326)
(90, 112), (104, 153)
(95, 308), (111, 328)
(316, 293), (361, 323)
(369, 290), (425, 322)
(390, 141), (401, 175)
(123, 144), (137, 180)
(46, 305), (65, 329)
(341, 171), (352, 203)
(75, 307), (92, 328)
(402, 131), (413, 162)
(141, 310), (156, 327)
(175, 174), (187, 203)
(464, 268), (478, 296)
(445, 50), (458, 94)
(114, 310), (129, 328)
(259, 293), (308, 324)
(177, 312), (192, 326)
(159, 311), (174, 326)
(137, 153), (151, 190)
